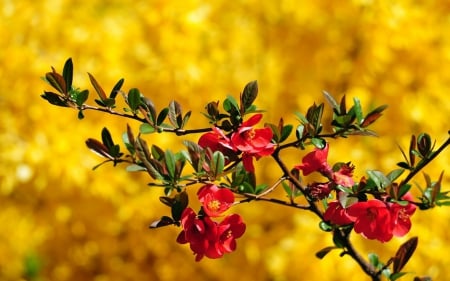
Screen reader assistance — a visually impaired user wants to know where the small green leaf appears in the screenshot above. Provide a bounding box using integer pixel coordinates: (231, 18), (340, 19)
(315, 246), (337, 259)
(45, 72), (66, 94)
(386, 169), (405, 182)
(127, 88), (141, 111)
(241, 80), (258, 112)
(296, 125), (305, 140)
(165, 150), (176, 179)
(352, 97), (363, 124)
(157, 108), (169, 126)
(181, 111), (192, 128)
(212, 151), (225, 177)
(323, 91), (340, 114)
(101, 127), (115, 149)
(77, 110), (84, 119)
(110, 78), (124, 99)
(149, 216), (175, 228)
(319, 221), (333, 232)
(390, 272), (407, 281)
(280, 124), (293, 142)
(140, 123), (156, 134)
(41, 91), (68, 107)
(85, 138), (113, 160)
(75, 89), (89, 106)
(311, 137), (326, 149)
(168, 100), (183, 128)
(367, 170), (390, 190)
(126, 164), (147, 172)
(62, 58), (73, 91)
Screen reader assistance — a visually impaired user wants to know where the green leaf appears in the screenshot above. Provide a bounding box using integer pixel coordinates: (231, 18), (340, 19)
(165, 150), (176, 179)
(151, 145), (165, 161)
(88, 72), (107, 101)
(140, 123), (156, 134)
(62, 58), (73, 91)
(126, 164), (147, 172)
(311, 137), (326, 149)
(368, 253), (381, 268)
(110, 78), (124, 99)
(315, 246), (337, 259)
(223, 96), (239, 113)
(157, 108), (169, 126)
(101, 127), (115, 149)
(367, 170), (390, 190)
(168, 100), (183, 128)
(296, 124), (305, 140)
(212, 151), (225, 178)
(323, 91), (340, 114)
(45, 72), (66, 94)
(41, 91), (68, 107)
(77, 110), (84, 119)
(181, 111), (191, 128)
(386, 169), (405, 182)
(319, 221), (333, 232)
(280, 124), (293, 142)
(149, 216), (175, 228)
(353, 97), (363, 124)
(171, 191), (189, 221)
(241, 80), (258, 112)
(75, 89), (89, 106)
(390, 272), (407, 281)
(85, 138), (113, 160)
(127, 88), (141, 111)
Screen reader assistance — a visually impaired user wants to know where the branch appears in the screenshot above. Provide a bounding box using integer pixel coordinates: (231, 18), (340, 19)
(400, 135), (450, 186)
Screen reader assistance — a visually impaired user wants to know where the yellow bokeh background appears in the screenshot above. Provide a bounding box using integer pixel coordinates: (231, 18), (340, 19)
(1, 0), (449, 280)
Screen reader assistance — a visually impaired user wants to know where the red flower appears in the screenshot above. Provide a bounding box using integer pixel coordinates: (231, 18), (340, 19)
(306, 182), (333, 200)
(176, 208), (218, 261)
(389, 192), (416, 237)
(230, 114), (275, 172)
(323, 201), (354, 225)
(176, 208), (246, 261)
(347, 199), (393, 242)
(197, 184), (235, 217)
(332, 163), (355, 187)
(198, 127), (237, 162)
(216, 214), (246, 254)
(294, 143), (332, 176)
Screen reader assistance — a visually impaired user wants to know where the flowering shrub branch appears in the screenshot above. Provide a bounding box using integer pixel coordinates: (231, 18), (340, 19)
(42, 58), (449, 281)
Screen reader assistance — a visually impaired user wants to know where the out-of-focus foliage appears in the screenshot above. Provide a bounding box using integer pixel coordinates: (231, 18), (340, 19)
(1, 0), (449, 280)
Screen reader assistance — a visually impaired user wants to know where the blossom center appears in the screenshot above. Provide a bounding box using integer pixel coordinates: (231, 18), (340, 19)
(398, 209), (409, 221)
(207, 200), (221, 211)
(245, 129), (256, 140)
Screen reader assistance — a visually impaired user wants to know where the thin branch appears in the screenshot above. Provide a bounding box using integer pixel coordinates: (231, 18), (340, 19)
(400, 136), (450, 186)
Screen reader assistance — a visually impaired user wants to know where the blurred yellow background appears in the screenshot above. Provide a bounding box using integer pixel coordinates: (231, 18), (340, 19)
(1, 0), (449, 280)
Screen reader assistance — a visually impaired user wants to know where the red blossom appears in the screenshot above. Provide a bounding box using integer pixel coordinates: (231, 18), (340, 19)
(389, 192), (416, 237)
(332, 163), (355, 187)
(306, 182), (333, 200)
(294, 143), (332, 176)
(323, 201), (354, 225)
(347, 199), (393, 242)
(176, 208), (246, 261)
(197, 184), (235, 217)
(230, 114), (275, 172)
(216, 214), (246, 254)
(198, 127), (237, 162)
(176, 208), (218, 261)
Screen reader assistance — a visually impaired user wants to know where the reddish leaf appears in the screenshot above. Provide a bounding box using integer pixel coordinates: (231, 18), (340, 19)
(393, 236), (418, 273)
(88, 72), (107, 101)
